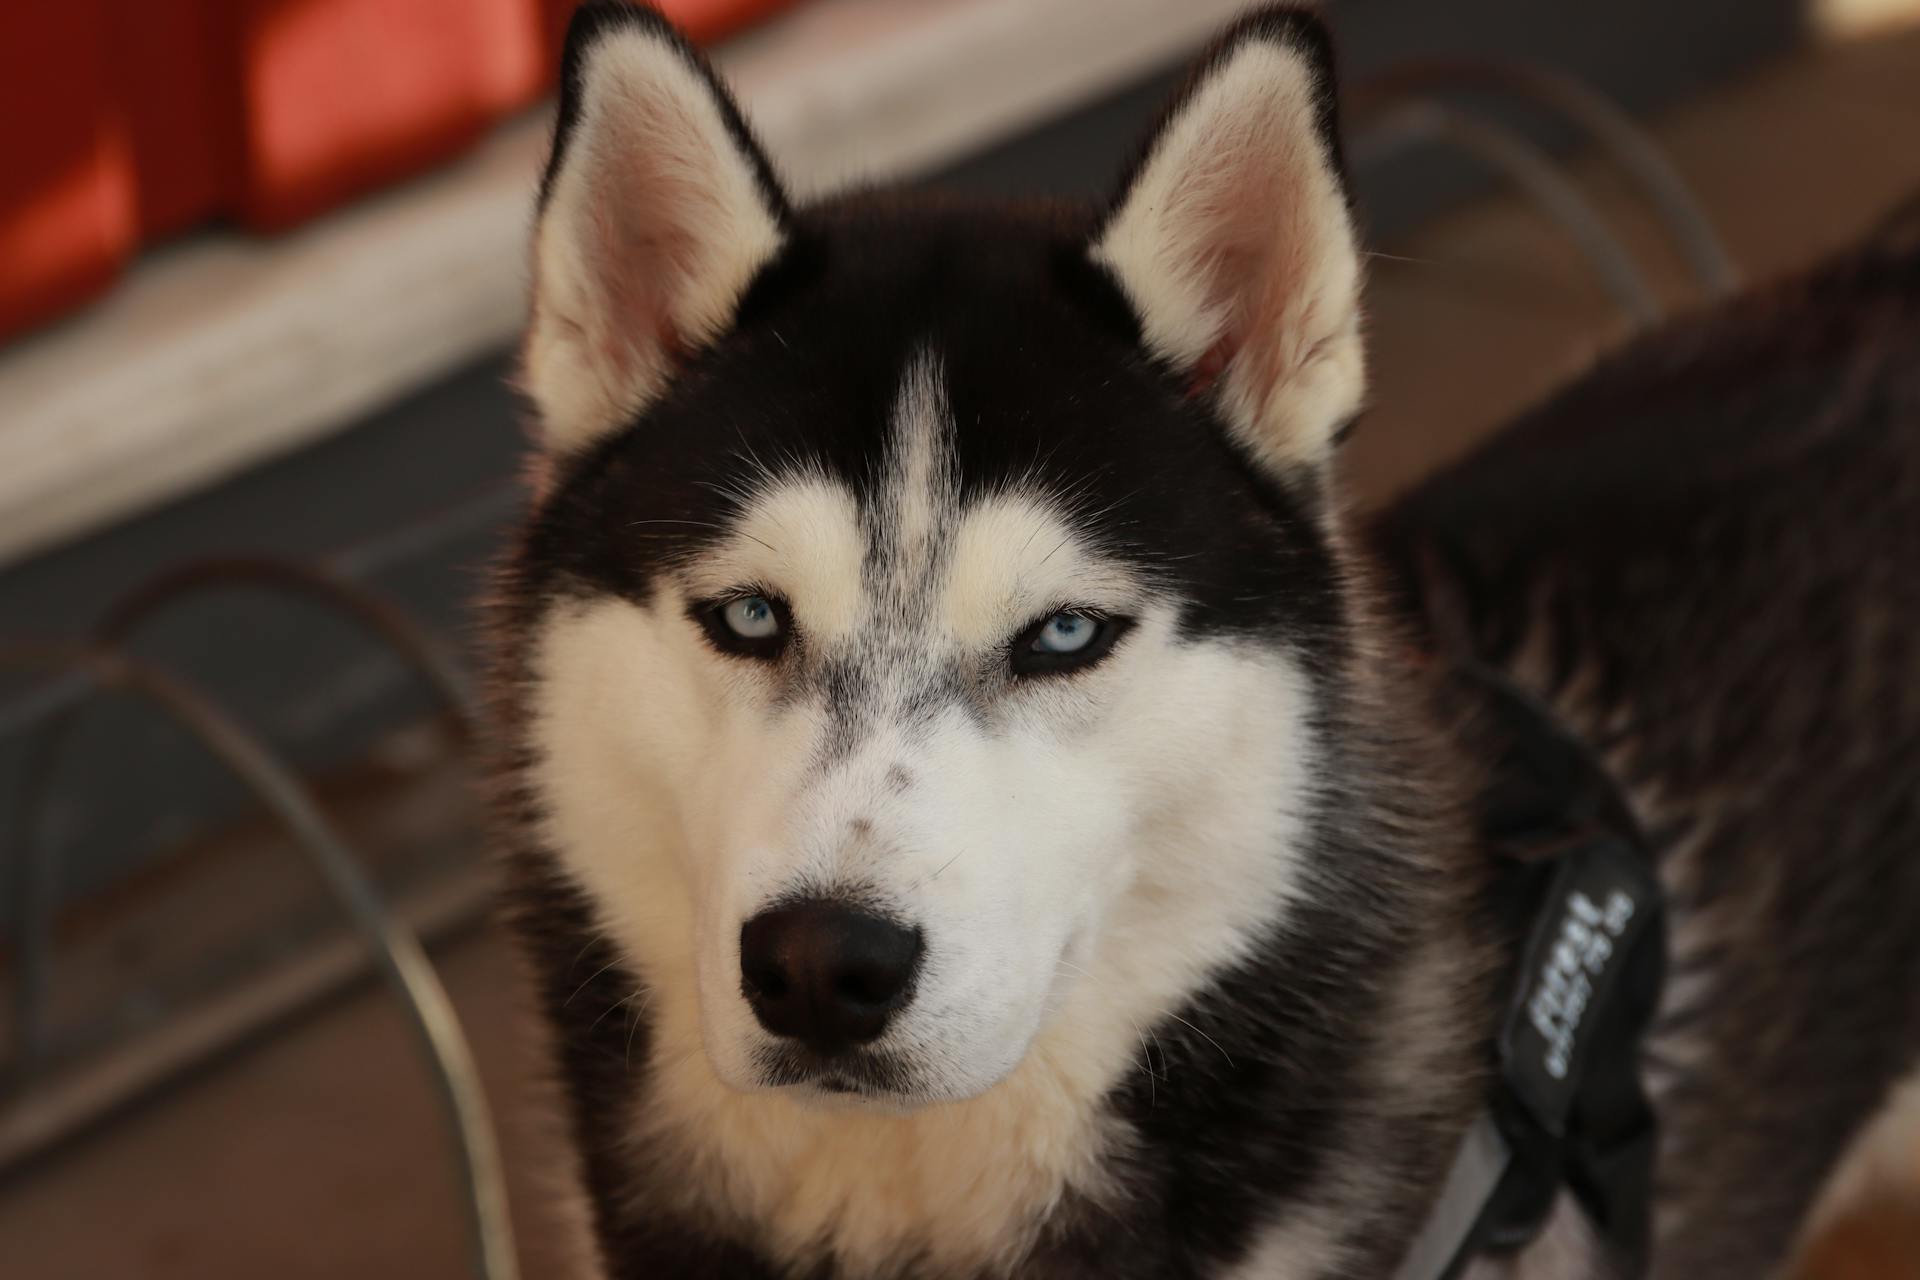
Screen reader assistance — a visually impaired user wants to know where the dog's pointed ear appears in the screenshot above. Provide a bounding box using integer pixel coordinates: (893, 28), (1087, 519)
(1092, 8), (1362, 473)
(524, 2), (790, 453)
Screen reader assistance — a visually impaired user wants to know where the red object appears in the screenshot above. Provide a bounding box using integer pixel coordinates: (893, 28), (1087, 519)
(232, 0), (549, 230)
(107, 0), (244, 240)
(660, 0), (799, 43)
(540, 0), (799, 58)
(0, 4), (138, 340)
(0, 0), (798, 342)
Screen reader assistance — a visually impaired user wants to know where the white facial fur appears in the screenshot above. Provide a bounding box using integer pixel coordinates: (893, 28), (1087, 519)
(524, 356), (1322, 1269)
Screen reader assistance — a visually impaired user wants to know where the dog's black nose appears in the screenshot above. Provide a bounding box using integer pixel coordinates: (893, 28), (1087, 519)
(739, 900), (923, 1055)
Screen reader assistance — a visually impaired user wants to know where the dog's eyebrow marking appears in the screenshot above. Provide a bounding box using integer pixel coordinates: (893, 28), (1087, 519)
(688, 476), (866, 645)
(849, 817), (874, 836)
(885, 765), (914, 793)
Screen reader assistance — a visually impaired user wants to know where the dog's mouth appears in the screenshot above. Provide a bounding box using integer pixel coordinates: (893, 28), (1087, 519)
(751, 1042), (917, 1102)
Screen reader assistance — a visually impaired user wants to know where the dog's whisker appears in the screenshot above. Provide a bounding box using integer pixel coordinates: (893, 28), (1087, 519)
(588, 990), (641, 1035)
(654, 1041), (709, 1077)
(623, 517), (778, 556)
(1365, 249), (1442, 266)
(624, 994), (654, 1070)
(565, 932), (609, 973)
(1163, 1012), (1235, 1070)
(917, 849), (965, 887)
(1134, 1025), (1158, 1107)
(563, 957), (625, 1009)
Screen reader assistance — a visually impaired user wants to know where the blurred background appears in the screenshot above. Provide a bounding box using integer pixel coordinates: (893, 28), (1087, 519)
(3, 1), (1919, 1276)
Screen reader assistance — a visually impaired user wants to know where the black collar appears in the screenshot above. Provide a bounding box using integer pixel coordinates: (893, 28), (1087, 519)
(1396, 661), (1668, 1280)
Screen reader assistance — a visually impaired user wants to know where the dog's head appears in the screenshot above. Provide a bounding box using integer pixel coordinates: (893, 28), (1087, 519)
(513, 3), (1365, 1109)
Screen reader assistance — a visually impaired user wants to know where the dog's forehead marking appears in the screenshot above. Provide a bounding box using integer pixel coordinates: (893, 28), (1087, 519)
(810, 350), (971, 757)
(690, 351), (958, 643)
(872, 351), (1142, 649)
(873, 351), (955, 590)
(689, 352), (1143, 722)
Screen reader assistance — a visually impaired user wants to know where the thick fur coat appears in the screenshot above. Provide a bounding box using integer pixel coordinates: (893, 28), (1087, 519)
(484, 4), (1920, 1277)
(1372, 216), (1920, 1278)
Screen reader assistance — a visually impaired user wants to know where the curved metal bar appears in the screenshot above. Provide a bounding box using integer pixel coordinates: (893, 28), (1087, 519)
(6, 555), (474, 1084)
(1350, 56), (1739, 296)
(97, 555), (475, 736)
(0, 480), (516, 744)
(6, 701), (77, 1079)
(0, 644), (517, 1280)
(1353, 99), (1664, 327)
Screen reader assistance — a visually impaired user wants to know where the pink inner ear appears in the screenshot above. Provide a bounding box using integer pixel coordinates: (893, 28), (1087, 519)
(1186, 337), (1235, 398)
(1185, 167), (1318, 409)
(583, 116), (722, 382)
(583, 193), (675, 382)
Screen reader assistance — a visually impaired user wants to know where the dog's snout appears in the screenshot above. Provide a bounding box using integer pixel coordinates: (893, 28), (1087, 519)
(739, 900), (923, 1054)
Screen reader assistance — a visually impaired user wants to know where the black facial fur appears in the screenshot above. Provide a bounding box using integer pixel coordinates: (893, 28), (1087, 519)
(527, 194), (1350, 660)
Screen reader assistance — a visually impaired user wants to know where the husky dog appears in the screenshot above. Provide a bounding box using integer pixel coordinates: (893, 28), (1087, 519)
(487, 3), (1920, 1277)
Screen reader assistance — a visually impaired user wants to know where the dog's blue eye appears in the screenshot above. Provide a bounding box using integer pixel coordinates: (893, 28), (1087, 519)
(1009, 609), (1129, 677)
(1033, 612), (1096, 654)
(723, 595), (782, 640)
(698, 592), (791, 660)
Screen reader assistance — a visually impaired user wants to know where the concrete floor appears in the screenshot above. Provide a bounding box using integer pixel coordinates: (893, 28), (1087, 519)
(7, 22), (1920, 1280)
